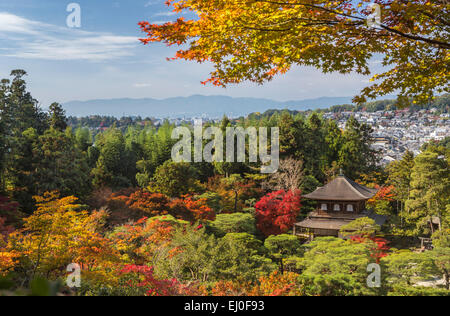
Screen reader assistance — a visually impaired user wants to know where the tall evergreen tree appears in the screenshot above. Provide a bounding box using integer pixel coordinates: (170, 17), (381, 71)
(32, 128), (91, 201)
(0, 70), (49, 205)
(48, 103), (68, 132)
(405, 151), (450, 236)
(91, 128), (135, 188)
(213, 115), (246, 176)
(387, 151), (415, 219)
(278, 112), (307, 162)
(338, 116), (379, 179)
(10, 128), (39, 211)
(304, 113), (326, 182)
(324, 119), (344, 171)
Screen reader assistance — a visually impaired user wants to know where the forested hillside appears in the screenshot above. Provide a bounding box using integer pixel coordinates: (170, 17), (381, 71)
(249, 94), (450, 120)
(1, 71), (449, 296)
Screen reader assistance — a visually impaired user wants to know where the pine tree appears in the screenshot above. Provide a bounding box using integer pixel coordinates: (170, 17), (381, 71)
(339, 116), (379, 179)
(405, 151), (450, 236)
(91, 128), (135, 189)
(387, 151), (415, 220)
(324, 119), (344, 172)
(278, 112), (302, 159)
(33, 128), (91, 200)
(48, 103), (68, 132)
(304, 113), (326, 181)
(0, 70), (49, 207)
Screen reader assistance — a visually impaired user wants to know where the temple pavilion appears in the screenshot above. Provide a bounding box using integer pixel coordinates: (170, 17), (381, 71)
(294, 174), (386, 239)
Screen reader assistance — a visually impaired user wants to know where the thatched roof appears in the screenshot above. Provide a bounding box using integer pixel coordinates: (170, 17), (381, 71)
(304, 175), (378, 201)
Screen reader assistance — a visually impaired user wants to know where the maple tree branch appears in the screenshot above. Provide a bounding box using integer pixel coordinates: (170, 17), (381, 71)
(419, 10), (450, 27)
(251, 0), (450, 49)
(379, 24), (450, 49)
(251, 0), (367, 21)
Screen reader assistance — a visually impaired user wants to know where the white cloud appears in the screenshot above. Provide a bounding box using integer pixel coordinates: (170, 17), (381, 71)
(154, 11), (177, 17)
(0, 12), (139, 61)
(133, 83), (153, 88)
(0, 12), (43, 35)
(144, 1), (159, 7)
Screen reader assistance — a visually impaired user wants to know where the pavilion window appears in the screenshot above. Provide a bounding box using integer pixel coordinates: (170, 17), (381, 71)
(333, 204), (341, 212)
(321, 204), (328, 211)
(347, 204), (354, 212)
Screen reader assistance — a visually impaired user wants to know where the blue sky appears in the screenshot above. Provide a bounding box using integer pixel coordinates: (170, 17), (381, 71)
(0, 0), (381, 107)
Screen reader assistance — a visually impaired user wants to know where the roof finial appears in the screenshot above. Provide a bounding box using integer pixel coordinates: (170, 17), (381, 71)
(339, 168), (344, 176)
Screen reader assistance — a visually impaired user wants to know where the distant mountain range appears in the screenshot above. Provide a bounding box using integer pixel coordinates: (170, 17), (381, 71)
(62, 95), (355, 118)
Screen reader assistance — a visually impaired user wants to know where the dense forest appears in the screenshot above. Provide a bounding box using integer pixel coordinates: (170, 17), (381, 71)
(0, 70), (449, 296)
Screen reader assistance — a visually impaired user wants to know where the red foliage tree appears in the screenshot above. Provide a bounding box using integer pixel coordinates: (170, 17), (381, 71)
(255, 190), (302, 237)
(119, 264), (182, 296)
(351, 236), (391, 264)
(119, 264), (202, 296)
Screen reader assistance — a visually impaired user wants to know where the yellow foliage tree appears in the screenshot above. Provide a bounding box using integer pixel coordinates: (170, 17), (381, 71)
(4, 192), (120, 284)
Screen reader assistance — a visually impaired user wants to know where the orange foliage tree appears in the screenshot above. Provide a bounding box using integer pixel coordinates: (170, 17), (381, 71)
(248, 271), (303, 296)
(112, 190), (171, 216)
(207, 175), (264, 213)
(0, 217), (14, 240)
(210, 271), (303, 296)
(108, 217), (177, 264)
(368, 185), (396, 205)
(210, 280), (252, 296)
(111, 189), (214, 222)
(368, 185), (396, 216)
(0, 217), (16, 276)
(170, 195), (215, 222)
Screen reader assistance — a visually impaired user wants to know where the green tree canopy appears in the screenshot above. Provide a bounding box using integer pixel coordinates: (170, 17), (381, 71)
(151, 160), (201, 197)
(208, 213), (257, 237)
(340, 217), (381, 237)
(298, 237), (380, 296)
(405, 151), (450, 236)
